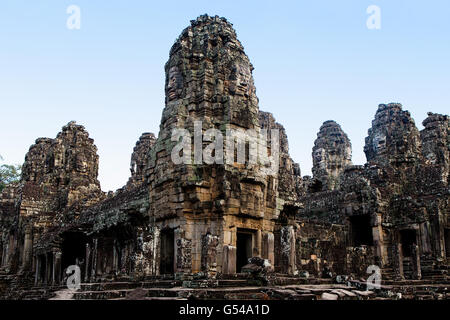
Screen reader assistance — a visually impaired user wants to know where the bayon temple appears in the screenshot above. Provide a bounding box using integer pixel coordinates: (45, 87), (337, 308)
(0, 15), (449, 300)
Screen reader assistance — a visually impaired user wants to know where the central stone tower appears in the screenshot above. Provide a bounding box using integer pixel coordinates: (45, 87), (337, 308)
(146, 15), (297, 275)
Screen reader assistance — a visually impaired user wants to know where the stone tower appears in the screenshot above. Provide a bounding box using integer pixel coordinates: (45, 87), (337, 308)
(312, 120), (352, 191)
(364, 103), (422, 166)
(421, 112), (450, 184)
(145, 15), (291, 275)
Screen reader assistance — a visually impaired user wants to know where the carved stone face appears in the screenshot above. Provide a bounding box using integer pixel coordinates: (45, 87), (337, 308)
(75, 154), (88, 173)
(167, 66), (183, 101)
(313, 148), (326, 169)
(344, 146), (352, 161)
(229, 63), (254, 97)
(373, 132), (386, 153)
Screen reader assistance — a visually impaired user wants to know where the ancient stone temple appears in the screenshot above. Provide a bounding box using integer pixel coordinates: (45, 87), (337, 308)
(0, 15), (449, 300)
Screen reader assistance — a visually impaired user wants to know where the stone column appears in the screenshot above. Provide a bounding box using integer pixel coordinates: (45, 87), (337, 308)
(173, 228), (192, 274)
(53, 250), (62, 285)
(84, 243), (91, 282)
(280, 226), (296, 275)
(289, 227), (296, 275)
(34, 255), (40, 286)
(90, 238), (98, 282)
(222, 245), (236, 274)
(393, 243), (404, 280)
(1, 241), (8, 267)
(44, 254), (50, 285)
(411, 244), (422, 280)
(255, 230), (262, 257)
(6, 233), (15, 269)
(373, 214), (387, 267)
(21, 226), (33, 271)
(262, 232), (274, 269)
(112, 240), (118, 275)
(438, 213), (446, 259)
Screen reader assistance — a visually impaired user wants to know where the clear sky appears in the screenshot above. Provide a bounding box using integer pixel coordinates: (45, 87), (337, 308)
(0, 0), (449, 191)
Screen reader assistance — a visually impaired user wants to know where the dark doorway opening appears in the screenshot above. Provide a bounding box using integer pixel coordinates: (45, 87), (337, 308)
(236, 231), (253, 272)
(350, 215), (373, 246)
(61, 232), (88, 281)
(160, 229), (174, 274)
(38, 255), (46, 283)
(400, 229), (416, 257)
(444, 229), (450, 257)
(309, 179), (323, 193)
(46, 252), (54, 284)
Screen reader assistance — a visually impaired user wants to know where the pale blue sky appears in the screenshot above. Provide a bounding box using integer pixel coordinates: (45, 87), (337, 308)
(0, 0), (449, 191)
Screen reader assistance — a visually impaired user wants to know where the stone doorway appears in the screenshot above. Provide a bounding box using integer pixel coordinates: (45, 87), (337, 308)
(236, 230), (253, 272)
(61, 232), (88, 281)
(349, 215), (373, 246)
(159, 229), (174, 274)
(445, 229), (450, 257)
(400, 229), (416, 257)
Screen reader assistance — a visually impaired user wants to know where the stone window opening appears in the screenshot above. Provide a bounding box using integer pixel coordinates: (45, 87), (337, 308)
(349, 215), (373, 246)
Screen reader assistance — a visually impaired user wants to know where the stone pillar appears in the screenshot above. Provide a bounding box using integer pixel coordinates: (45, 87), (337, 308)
(6, 233), (15, 269)
(393, 243), (404, 280)
(34, 255), (40, 286)
(112, 240), (118, 275)
(90, 238), (98, 282)
(255, 230), (262, 257)
(173, 228), (192, 274)
(438, 213), (446, 259)
(222, 245), (236, 274)
(280, 226), (296, 275)
(289, 227), (296, 275)
(411, 244), (422, 280)
(1, 241), (8, 267)
(21, 226), (33, 271)
(373, 214), (387, 266)
(84, 243), (91, 282)
(262, 232), (275, 269)
(0, 239), (3, 267)
(53, 250), (62, 285)
(44, 254), (50, 285)
(201, 233), (219, 277)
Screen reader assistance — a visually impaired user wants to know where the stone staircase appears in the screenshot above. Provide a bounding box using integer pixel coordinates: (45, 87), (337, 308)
(402, 258), (414, 279)
(3, 269), (449, 300)
(420, 258), (449, 282)
(0, 270), (63, 300)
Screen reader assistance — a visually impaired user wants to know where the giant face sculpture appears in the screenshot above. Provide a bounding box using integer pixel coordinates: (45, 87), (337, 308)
(167, 66), (183, 101)
(229, 63), (254, 97)
(313, 148), (327, 169)
(373, 132), (386, 153)
(75, 153), (89, 174)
